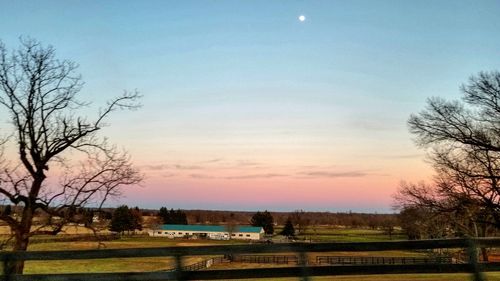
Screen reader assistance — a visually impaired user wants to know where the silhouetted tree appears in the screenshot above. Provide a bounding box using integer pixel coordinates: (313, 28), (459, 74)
(0, 38), (142, 273)
(280, 218), (295, 238)
(130, 207), (143, 231)
(291, 209), (310, 235)
(110, 205), (134, 234)
(398, 206), (426, 240)
(405, 71), (500, 228)
(159, 207), (188, 224)
(80, 208), (94, 228)
(381, 216), (397, 239)
(159, 207), (169, 223)
(251, 210), (274, 235)
(396, 71), (500, 261)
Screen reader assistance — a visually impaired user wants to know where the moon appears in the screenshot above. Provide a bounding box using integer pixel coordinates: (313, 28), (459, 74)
(298, 15), (306, 22)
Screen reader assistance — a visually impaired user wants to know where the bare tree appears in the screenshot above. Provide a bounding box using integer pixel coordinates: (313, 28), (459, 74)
(290, 209), (310, 235)
(0, 38), (142, 273)
(405, 71), (500, 227)
(395, 181), (496, 261)
(395, 71), (500, 261)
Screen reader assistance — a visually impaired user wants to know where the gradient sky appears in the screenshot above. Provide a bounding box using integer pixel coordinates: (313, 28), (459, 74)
(1, 0), (500, 212)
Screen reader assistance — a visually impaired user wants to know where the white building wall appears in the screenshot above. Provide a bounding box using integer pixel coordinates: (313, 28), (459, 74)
(231, 231), (262, 240)
(148, 229), (263, 240)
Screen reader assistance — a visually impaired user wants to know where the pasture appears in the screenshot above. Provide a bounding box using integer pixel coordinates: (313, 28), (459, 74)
(1, 226), (498, 280)
(275, 225), (406, 242)
(23, 237), (235, 274)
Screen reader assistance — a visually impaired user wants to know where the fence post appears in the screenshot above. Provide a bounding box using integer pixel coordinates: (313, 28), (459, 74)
(173, 254), (184, 281)
(299, 251), (310, 281)
(467, 239), (484, 281)
(2, 255), (6, 281)
(2, 253), (12, 281)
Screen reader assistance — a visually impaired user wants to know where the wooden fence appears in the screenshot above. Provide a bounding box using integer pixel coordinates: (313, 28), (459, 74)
(178, 256), (227, 272)
(232, 254), (299, 264)
(0, 238), (499, 281)
(316, 255), (453, 265)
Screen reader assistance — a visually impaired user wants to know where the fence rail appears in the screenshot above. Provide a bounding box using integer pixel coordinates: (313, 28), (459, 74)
(1, 238), (500, 281)
(179, 256), (227, 272)
(232, 254), (298, 264)
(316, 255), (453, 265)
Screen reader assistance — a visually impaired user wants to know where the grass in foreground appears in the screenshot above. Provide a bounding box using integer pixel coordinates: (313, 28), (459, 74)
(23, 237), (237, 273)
(10, 232), (496, 280)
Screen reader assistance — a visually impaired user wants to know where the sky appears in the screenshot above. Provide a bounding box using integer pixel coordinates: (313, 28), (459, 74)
(1, 0), (500, 212)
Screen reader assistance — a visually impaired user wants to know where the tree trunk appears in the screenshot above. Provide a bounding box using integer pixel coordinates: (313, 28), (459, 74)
(6, 203), (35, 275)
(6, 231), (30, 275)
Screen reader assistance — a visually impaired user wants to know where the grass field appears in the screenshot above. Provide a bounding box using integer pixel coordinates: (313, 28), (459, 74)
(0, 224), (113, 235)
(24, 237), (229, 274)
(0, 226), (495, 280)
(274, 226), (407, 242)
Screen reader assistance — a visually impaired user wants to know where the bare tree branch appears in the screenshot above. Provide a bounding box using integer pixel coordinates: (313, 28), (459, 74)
(397, 71), (500, 244)
(0, 38), (142, 274)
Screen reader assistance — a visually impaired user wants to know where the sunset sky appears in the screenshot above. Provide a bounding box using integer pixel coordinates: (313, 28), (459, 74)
(1, 1), (500, 212)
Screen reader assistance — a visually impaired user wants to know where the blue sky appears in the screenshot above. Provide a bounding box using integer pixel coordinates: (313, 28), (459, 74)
(1, 0), (500, 212)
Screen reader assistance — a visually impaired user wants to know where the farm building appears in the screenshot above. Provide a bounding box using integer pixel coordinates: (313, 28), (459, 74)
(148, 224), (264, 240)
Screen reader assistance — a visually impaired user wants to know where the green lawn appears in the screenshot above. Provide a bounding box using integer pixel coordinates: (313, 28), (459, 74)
(274, 226), (407, 242)
(23, 237), (239, 273)
(24, 257), (176, 274)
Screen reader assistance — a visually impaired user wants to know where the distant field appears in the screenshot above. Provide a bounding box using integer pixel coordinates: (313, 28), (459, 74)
(274, 225), (406, 242)
(0, 224), (112, 236)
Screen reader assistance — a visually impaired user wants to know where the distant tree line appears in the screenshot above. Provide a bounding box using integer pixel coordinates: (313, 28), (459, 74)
(159, 207), (188, 225)
(144, 208), (398, 238)
(0, 204), (398, 234)
(151, 209), (398, 229)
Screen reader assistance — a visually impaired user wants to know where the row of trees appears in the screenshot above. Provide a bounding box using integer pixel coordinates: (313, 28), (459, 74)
(248, 210), (302, 238)
(144, 207), (396, 238)
(181, 209), (397, 230)
(158, 207), (188, 225)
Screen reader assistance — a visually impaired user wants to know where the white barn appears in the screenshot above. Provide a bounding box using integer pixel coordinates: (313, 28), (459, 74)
(148, 224), (264, 240)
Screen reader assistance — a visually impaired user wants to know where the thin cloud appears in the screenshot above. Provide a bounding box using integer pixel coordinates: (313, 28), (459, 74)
(299, 171), (368, 178)
(142, 163), (203, 171)
(224, 173), (286, 179)
(189, 174), (214, 179)
(236, 160), (261, 167)
(200, 158), (223, 164)
(142, 164), (169, 171)
(173, 164), (203, 170)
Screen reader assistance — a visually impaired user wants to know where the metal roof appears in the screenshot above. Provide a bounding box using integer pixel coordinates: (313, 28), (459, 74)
(159, 224), (263, 233)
